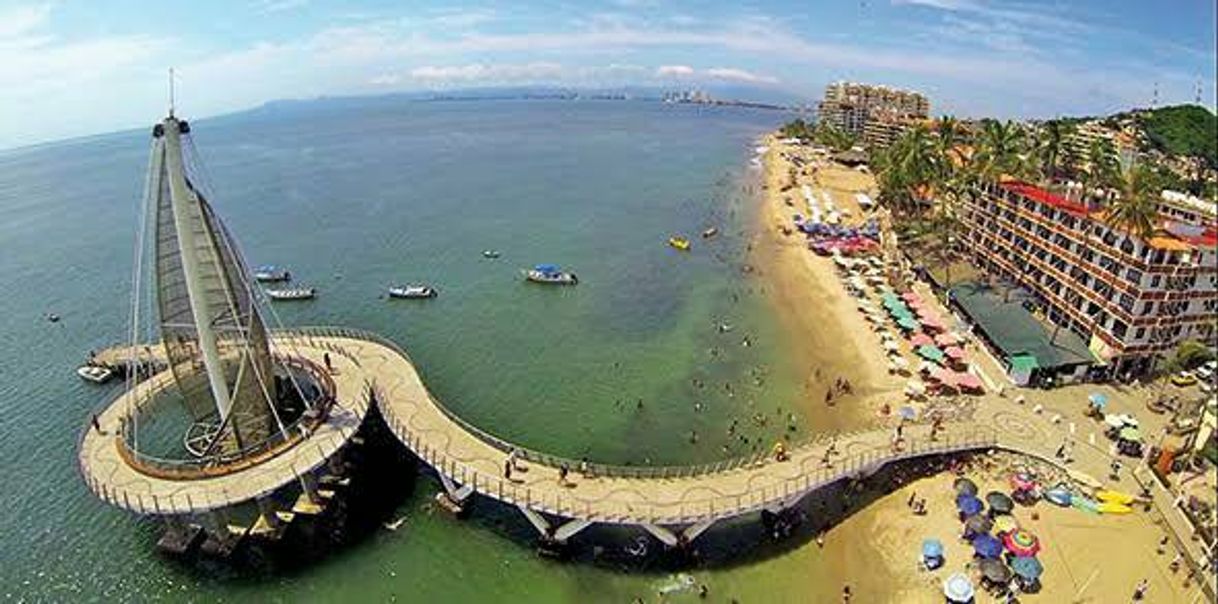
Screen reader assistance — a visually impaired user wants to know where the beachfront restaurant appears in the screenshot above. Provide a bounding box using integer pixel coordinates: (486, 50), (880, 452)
(948, 281), (1097, 387)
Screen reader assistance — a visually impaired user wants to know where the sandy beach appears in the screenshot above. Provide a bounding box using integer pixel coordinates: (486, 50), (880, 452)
(752, 133), (903, 433)
(744, 132), (1210, 603)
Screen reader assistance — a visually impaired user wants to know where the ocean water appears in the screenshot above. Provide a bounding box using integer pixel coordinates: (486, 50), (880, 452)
(0, 99), (828, 602)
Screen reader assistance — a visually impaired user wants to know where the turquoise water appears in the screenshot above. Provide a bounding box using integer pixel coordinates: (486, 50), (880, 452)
(0, 99), (822, 601)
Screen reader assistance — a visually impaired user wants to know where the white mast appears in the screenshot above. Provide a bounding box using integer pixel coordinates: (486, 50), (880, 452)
(162, 117), (235, 420)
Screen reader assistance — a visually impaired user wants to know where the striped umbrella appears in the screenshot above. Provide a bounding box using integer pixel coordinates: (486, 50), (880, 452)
(1003, 529), (1041, 557)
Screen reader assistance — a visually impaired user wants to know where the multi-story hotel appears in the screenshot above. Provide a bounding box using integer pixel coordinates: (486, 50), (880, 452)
(818, 81), (929, 147)
(958, 180), (1218, 377)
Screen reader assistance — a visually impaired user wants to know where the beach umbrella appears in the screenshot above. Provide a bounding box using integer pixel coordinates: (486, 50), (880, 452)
(898, 405), (917, 420)
(922, 538), (944, 558)
(928, 367), (953, 384)
(916, 345), (945, 363)
(943, 573), (975, 603)
(972, 533), (1003, 558)
(910, 333), (935, 347)
(1009, 556), (1044, 581)
(1003, 529), (1041, 557)
(901, 291), (922, 304)
(1043, 486), (1072, 507)
(1118, 414), (1140, 428)
(953, 477), (978, 497)
(956, 373), (984, 393)
(883, 339), (900, 352)
(964, 514), (993, 535)
(1104, 413), (1126, 428)
(979, 558), (1013, 584)
(986, 491), (1015, 515)
(935, 332), (959, 347)
(956, 494), (984, 516)
(1009, 473), (1037, 492)
(897, 317), (918, 331)
(993, 515), (1019, 535)
(944, 346), (966, 360)
(1119, 426), (1142, 442)
(1088, 392), (1108, 409)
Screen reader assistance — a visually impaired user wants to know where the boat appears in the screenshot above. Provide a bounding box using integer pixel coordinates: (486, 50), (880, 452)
(668, 236), (691, 251)
(76, 365), (114, 384)
(254, 265), (291, 282)
(388, 284), (438, 299)
(701, 227), (719, 239)
(524, 264), (578, 285)
(265, 287), (316, 301)
(482, 250), (501, 259)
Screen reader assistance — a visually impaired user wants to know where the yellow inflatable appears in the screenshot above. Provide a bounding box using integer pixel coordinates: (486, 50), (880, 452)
(1096, 490), (1135, 505)
(1096, 501), (1133, 514)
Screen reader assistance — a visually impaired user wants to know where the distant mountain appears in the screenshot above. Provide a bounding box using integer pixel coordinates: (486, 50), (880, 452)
(1135, 105), (1217, 168)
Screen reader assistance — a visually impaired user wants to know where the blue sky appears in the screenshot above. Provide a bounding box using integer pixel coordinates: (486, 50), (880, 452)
(1, 0), (1214, 148)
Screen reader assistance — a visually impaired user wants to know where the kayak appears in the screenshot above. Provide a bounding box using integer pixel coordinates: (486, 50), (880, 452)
(1096, 489), (1135, 505)
(1071, 496), (1099, 514)
(1096, 502), (1133, 515)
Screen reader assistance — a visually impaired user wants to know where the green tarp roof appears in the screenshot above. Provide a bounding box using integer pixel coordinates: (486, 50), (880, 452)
(949, 281), (1095, 370)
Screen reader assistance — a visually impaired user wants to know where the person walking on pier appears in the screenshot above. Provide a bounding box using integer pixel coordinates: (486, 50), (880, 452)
(323, 352), (332, 373)
(503, 458), (513, 481)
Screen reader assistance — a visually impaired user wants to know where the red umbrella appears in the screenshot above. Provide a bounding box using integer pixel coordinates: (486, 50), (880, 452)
(902, 291), (923, 304)
(1002, 529), (1041, 557)
(956, 373), (984, 392)
(1009, 473), (1037, 492)
(945, 346), (965, 360)
(910, 333), (935, 347)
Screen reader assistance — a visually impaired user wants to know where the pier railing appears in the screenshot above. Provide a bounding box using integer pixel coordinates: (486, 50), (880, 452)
(283, 325), (846, 480)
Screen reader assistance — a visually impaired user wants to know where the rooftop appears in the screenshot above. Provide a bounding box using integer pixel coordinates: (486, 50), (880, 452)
(949, 281), (1096, 370)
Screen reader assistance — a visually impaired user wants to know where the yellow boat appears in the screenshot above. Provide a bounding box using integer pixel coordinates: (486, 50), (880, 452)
(668, 236), (691, 251)
(1096, 489), (1135, 505)
(1096, 501), (1133, 514)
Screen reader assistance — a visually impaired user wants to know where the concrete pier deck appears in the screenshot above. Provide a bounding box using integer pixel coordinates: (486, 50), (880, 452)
(77, 330), (373, 515)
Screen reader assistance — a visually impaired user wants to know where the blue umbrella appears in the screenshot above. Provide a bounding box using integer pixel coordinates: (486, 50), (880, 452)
(1010, 555), (1044, 580)
(943, 573), (976, 602)
(1089, 392), (1108, 409)
(899, 406), (917, 420)
(956, 493), (983, 516)
(972, 533), (1003, 558)
(922, 538), (944, 558)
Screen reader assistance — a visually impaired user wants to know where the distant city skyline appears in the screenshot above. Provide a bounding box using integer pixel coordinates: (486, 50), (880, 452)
(1, 0), (1215, 148)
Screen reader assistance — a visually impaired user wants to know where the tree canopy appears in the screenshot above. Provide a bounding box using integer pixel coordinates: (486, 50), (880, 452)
(1137, 104), (1218, 168)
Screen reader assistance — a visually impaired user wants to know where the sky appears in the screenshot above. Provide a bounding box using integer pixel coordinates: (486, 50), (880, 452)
(1, 0), (1215, 148)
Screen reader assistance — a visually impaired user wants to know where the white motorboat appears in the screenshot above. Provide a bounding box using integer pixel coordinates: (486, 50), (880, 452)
(266, 287), (316, 301)
(76, 365), (114, 384)
(482, 250), (501, 259)
(254, 265), (291, 282)
(523, 264), (578, 285)
(388, 284), (438, 299)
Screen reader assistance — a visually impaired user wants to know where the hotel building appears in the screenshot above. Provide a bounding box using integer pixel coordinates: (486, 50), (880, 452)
(958, 181), (1218, 377)
(818, 82), (929, 147)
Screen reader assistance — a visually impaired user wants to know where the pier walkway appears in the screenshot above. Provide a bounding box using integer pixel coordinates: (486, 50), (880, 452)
(310, 328), (1112, 547)
(80, 328), (1214, 598)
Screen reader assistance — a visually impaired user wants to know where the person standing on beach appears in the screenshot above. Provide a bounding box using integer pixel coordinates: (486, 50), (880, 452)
(503, 459), (512, 481)
(1132, 578), (1149, 601)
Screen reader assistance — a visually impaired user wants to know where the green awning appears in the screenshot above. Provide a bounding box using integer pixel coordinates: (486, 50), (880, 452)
(1009, 354), (1039, 373)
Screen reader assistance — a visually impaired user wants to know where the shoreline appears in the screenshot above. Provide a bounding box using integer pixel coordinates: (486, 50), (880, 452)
(751, 133), (903, 433)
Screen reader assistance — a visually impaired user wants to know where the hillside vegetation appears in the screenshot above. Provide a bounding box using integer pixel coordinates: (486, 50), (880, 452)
(1137, 104), (1218, 168)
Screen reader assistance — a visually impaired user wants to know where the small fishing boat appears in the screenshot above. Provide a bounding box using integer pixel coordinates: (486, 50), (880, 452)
(254, 265), (291, 282)
(266, 287), (316, 301)
(76, 365), (114, 384)
(668, 236), (691, 251)
(482, 250), (501, 259)
(524, 264), (578, 285)
(388, 284), (438, 299)
(701, 227), (719, 239)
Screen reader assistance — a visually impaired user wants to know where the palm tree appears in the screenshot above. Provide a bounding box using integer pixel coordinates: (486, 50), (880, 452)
(1034, 120), (1074, 183)
(1083, 138), (1120, 206)
(975, 119), (1029, 182)
(876, 125), (938, 215)
(1107, 164), (1159, 242)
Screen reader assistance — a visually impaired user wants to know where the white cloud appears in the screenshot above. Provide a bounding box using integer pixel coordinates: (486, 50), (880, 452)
(253, 0), (309, 14)
(368, 73), (401, 86)
(704, 67), (778, 85)
(0, 3), (51, 39)
(409, 62), (565, 84)
(655, 64), (694, 77)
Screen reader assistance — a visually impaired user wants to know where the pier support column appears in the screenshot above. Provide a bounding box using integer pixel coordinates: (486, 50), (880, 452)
(256, 497), (284, 530)
(439, 474), (474, 503)
(553, 518), (594, 543)
(517, 504), (552, 538)
(299, 472), (322, 504)
(642, 524), (679, 547)
(680, 519), (716, 545)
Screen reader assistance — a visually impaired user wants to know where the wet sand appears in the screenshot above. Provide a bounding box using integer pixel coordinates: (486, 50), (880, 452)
(752, 135), (903, 433)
